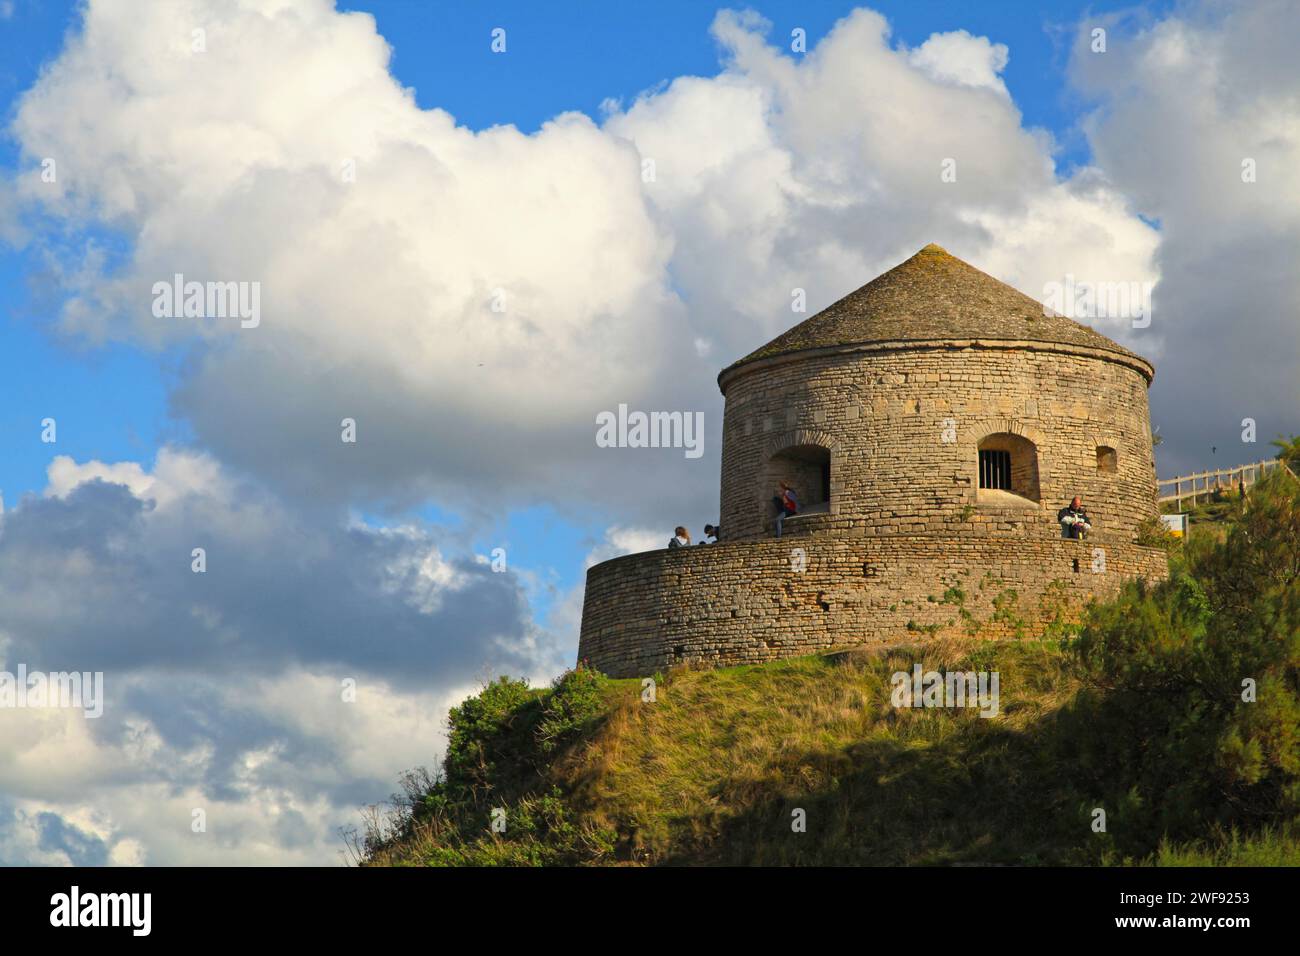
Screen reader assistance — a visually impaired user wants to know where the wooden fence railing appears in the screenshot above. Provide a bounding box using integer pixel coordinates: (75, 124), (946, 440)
(1157, 458), (1287, 510)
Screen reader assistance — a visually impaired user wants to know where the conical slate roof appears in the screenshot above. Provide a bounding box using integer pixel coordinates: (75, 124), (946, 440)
(722, 243), (1150, 379)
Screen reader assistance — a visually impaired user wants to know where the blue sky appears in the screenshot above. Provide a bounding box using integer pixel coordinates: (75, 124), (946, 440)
(350, 0), (1173, 156)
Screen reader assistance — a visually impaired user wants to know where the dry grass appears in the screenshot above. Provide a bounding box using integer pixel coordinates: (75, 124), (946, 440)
(545, 637), (1081, 864)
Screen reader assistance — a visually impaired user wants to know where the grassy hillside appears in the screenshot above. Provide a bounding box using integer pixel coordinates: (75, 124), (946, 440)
(358, 473), (1300, 866)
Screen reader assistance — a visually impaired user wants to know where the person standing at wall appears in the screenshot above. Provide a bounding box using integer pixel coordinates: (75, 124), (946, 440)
(772, 482), (798, 537)
(1057, 496), (1092, 539)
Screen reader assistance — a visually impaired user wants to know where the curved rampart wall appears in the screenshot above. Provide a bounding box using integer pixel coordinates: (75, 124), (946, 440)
(577, 529), (1167, 678)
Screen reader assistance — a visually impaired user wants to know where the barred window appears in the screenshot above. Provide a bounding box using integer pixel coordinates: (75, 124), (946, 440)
(976, 432), (1039, 502)
(979, 449), (1012, 490)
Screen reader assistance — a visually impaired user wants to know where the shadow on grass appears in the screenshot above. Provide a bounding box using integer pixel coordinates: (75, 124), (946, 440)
(660, 678), (1223, 867)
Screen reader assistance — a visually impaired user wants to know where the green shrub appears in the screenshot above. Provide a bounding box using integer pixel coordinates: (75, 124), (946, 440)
(429, 788), (616, 866)
(1060, 473), (1300, 855)
(443, 676), (543, 805)
(537, 667), (610, 753)
(1135, 513), (1179, 550)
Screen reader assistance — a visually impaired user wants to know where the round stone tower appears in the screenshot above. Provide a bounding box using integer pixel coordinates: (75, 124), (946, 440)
(579, 244), (1168, 678)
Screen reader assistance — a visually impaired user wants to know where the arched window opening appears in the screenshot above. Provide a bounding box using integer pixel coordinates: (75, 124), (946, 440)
(977, 433), (1040, 504)
(764, 444), (831, 515)
(1096, 446), (1118, 474)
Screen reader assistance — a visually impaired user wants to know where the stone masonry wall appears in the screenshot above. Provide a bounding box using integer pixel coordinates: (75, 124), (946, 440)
(717, 343), (1158, 542)
(578, 528), (1168, 679)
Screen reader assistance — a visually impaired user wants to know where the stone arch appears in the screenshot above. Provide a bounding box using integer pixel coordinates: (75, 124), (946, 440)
(964, 417), (1047, 450)
(762, 428), (839, 515)
(968, 419), (1043, 505)
(762, 427), (840, 460)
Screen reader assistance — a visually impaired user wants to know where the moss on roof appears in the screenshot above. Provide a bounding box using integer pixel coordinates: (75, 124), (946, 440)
(721, 243), (1149, 377)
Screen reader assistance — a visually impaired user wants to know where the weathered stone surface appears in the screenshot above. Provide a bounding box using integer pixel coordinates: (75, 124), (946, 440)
(577, 245), (1168, 678)
(579, 532), (1167, 678)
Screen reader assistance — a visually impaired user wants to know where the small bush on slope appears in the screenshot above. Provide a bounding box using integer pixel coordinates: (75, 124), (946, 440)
(358, 668), (616, 866)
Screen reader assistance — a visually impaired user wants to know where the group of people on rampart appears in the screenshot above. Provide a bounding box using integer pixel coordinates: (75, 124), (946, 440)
(668, 524), (719, 548)
(667, 487), (1094, 548)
